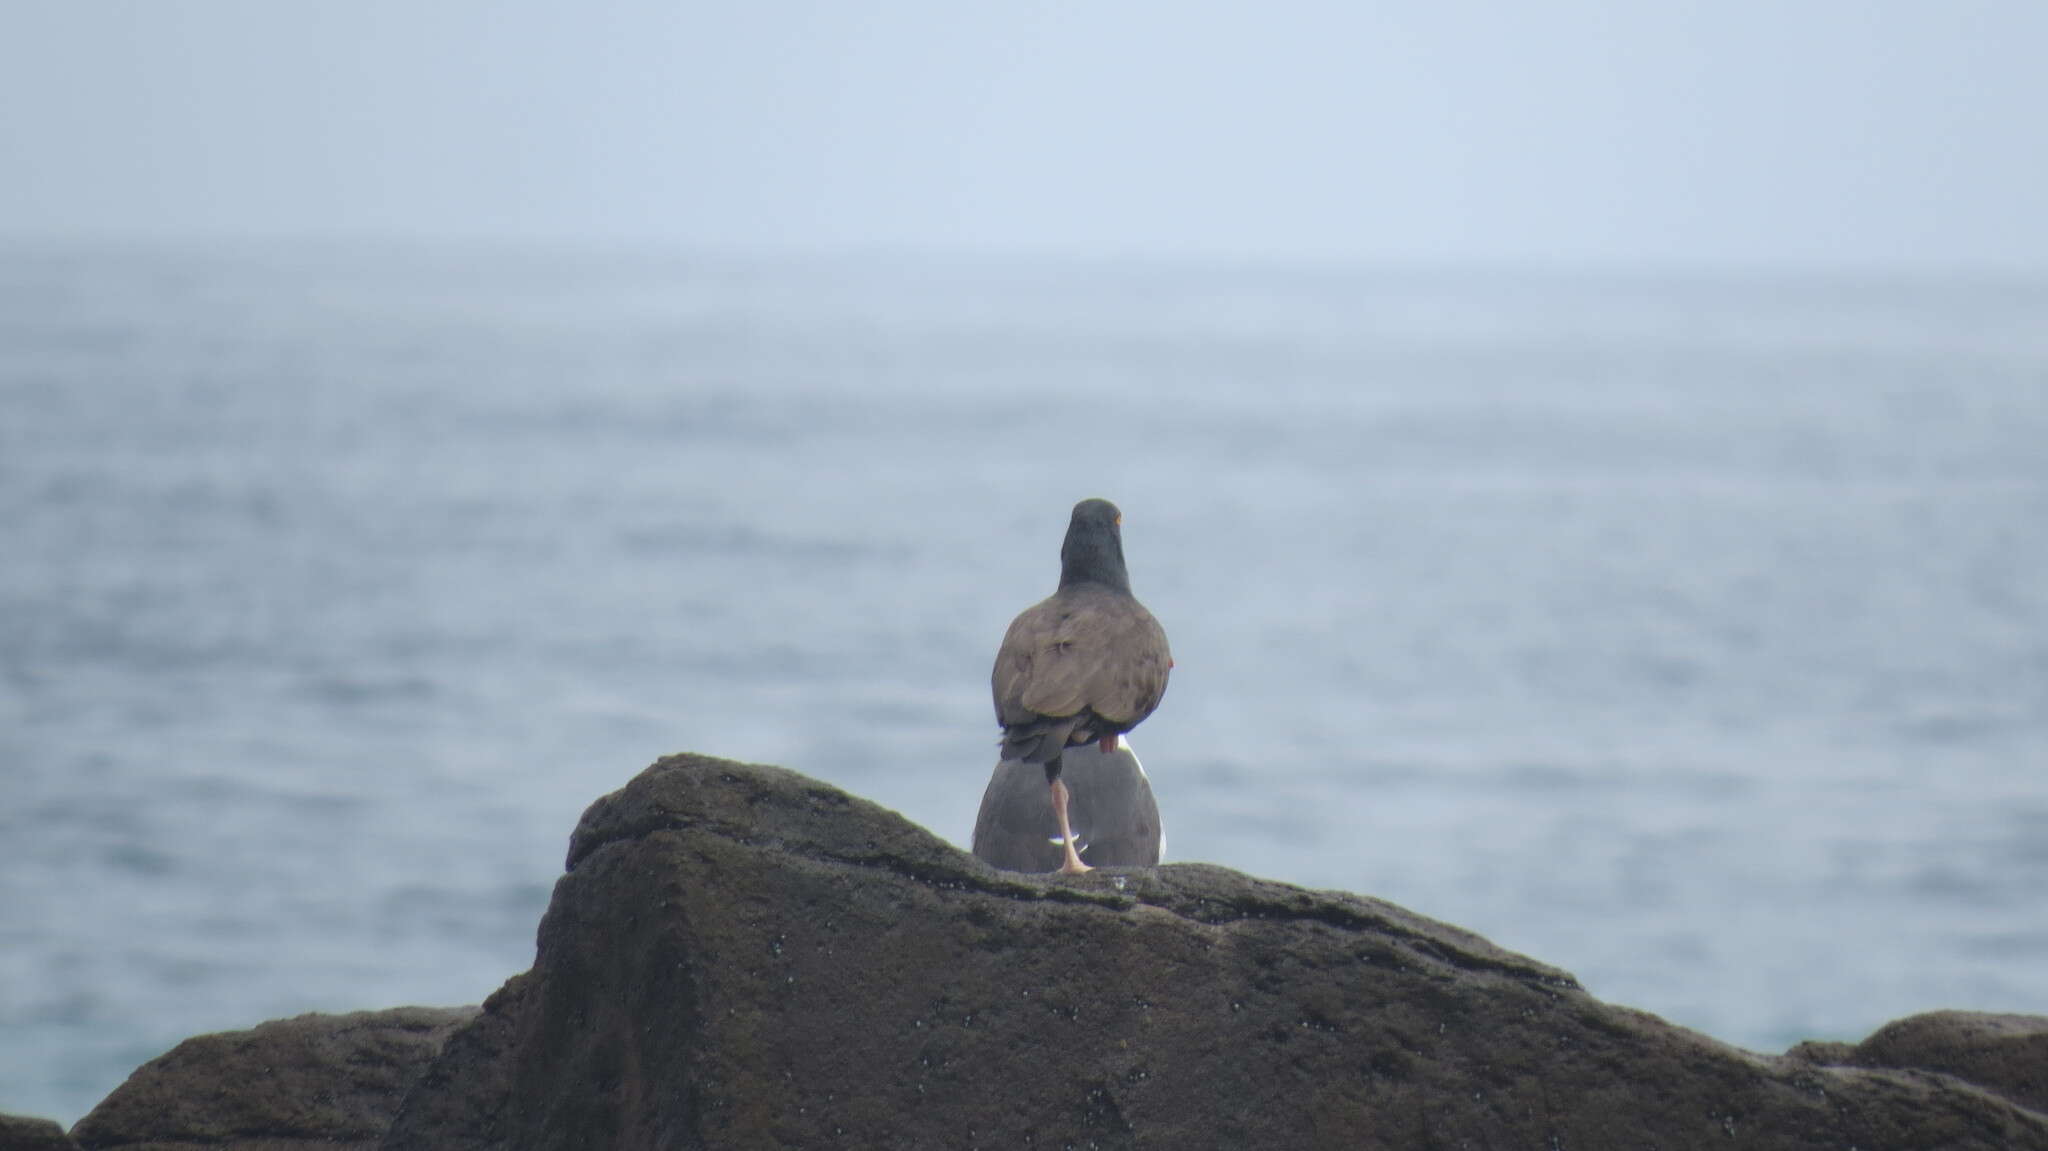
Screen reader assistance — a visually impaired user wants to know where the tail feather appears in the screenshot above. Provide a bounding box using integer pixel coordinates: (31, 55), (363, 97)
(999, 714), (1086, 765)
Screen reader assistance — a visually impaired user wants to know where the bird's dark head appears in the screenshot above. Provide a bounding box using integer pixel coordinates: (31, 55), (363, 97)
(1059, 498), (1132, 592)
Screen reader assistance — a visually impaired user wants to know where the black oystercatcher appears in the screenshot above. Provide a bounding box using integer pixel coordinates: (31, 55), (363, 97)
(991, 498), (1172, 875)
(972, 737), (1163, 872)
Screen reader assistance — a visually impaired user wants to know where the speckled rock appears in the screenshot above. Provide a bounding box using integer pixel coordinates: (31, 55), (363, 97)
(70, 1006), (475, 1151)
(380, 753), (2048, 1150)
(1846, 1011), (2048, 1116)
(0, 1113), (80, 1151)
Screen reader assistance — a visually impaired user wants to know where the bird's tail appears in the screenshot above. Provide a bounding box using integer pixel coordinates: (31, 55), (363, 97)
(999, 714), (1085, 765)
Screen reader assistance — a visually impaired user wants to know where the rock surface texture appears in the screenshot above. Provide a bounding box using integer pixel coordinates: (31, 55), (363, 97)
(66, 1006), (475, 1151)
(0, 1114), (80, 1151)
(23, 756), (2046, 1150)
(1847, 1011), (2048, 1117)
(370, 753), (2048, 1151)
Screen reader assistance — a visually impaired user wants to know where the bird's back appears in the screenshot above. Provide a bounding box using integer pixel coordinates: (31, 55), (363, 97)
(992, 581), (1171, 736)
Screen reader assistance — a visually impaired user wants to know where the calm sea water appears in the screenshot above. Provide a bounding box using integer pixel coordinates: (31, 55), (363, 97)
(3, 243), (2045, 1124)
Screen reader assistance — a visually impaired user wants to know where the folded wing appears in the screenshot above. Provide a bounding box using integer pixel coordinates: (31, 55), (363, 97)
(993, 585), (1172, 729)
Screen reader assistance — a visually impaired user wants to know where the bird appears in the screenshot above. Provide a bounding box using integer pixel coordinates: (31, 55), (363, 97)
(972, 736), (1163, 872)
(990, 498), (1172, 874)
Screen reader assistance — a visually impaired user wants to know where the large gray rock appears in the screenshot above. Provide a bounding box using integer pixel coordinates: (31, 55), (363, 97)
(71, 1006), (475, 1151)
(1846, 1011), (2048, 1116)
(383, 753), (2048, 1150)
(0, 1114), (79, 1151)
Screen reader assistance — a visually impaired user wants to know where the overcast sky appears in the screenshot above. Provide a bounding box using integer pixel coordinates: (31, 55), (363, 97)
(3, 2), (2044, 272)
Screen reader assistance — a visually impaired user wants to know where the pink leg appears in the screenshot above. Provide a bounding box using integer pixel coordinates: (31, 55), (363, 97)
(1049, 777), (1092, 874)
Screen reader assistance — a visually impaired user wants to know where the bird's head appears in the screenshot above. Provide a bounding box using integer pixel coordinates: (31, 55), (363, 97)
(1059, 498), (1132, 592)
(1069, 498), (1122, 535)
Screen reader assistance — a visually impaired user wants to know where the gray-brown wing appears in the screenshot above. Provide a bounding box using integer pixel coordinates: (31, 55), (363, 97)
(992, 586), (1172, 726)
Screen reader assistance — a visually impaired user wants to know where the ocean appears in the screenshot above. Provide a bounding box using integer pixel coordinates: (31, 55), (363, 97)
(3, 242), (2045, 1124)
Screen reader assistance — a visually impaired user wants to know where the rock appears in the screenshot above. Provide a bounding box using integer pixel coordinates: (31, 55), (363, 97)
(70, 1006), (475, 1151)
(1783, 1038), (1857, 1065)
(0, 1113), (79, 1151)
(378, 978), (534, 1149)
(973, 739), (1163, 871)
(383, 753), (2048, 1150)
(1845, 1011), (2048, 1116)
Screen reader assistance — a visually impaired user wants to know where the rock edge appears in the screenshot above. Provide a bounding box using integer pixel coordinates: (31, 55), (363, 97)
(23, 753), (2047, 1151)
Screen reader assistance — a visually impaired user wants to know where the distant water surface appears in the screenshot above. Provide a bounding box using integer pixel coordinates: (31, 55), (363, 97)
(3, 243), (2046, 1123)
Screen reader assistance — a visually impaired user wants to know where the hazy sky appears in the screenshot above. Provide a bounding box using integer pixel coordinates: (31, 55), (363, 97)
(3, 1), (2045, 271)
